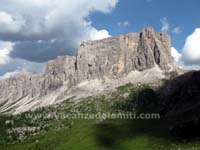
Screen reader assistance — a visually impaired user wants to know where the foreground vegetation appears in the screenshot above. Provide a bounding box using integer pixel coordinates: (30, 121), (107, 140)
(1, 84), (200, 150)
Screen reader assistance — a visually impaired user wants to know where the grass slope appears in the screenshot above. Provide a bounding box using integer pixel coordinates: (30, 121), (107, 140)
(0, 84), (200, 150)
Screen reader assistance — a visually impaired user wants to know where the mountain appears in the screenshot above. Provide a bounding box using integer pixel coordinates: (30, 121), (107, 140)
(1, 27), (200, 149)
(161, 70), (200, 122)
(0, 27), (178, 114)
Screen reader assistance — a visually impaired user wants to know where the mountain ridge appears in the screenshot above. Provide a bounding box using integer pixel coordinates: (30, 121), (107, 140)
(0, 27), (178, 114)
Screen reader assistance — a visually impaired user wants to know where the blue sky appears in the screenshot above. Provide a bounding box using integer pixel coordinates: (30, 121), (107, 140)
(91, 0), (200, 51)
(0, 0), (199, 77)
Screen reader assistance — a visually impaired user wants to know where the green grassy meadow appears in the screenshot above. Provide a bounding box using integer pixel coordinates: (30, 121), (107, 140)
(1, 84), (200, 150)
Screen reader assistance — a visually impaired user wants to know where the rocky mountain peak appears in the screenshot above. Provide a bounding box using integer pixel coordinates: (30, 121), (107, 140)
(0, 28), (177, 114)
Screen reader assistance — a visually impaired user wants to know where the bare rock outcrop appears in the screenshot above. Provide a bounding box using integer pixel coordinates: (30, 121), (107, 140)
(0, 27), (176, 114)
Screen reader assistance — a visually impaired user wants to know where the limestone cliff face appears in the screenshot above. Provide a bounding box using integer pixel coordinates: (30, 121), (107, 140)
(46, 27), (173, 85)
(0, 28), (175, 114)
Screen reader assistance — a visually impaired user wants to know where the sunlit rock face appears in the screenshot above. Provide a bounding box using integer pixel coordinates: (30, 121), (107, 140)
(76, 27), (173, 81)
(0, 27), (175, 114)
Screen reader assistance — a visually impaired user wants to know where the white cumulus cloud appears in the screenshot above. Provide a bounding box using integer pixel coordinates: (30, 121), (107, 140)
(171, 28), (200, 70)
(0, 0), (117, 41)
(0, 11), (25, 33)
(0, 41), (14, 64)
(88, 29), (110, 40)
(0, 0), (118, 75)
(171, 47), (182, 64)
(182, 28), (200, 65)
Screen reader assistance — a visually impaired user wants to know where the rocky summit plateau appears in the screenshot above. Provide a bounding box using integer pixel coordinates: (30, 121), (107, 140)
(0, 27), (179, 114)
